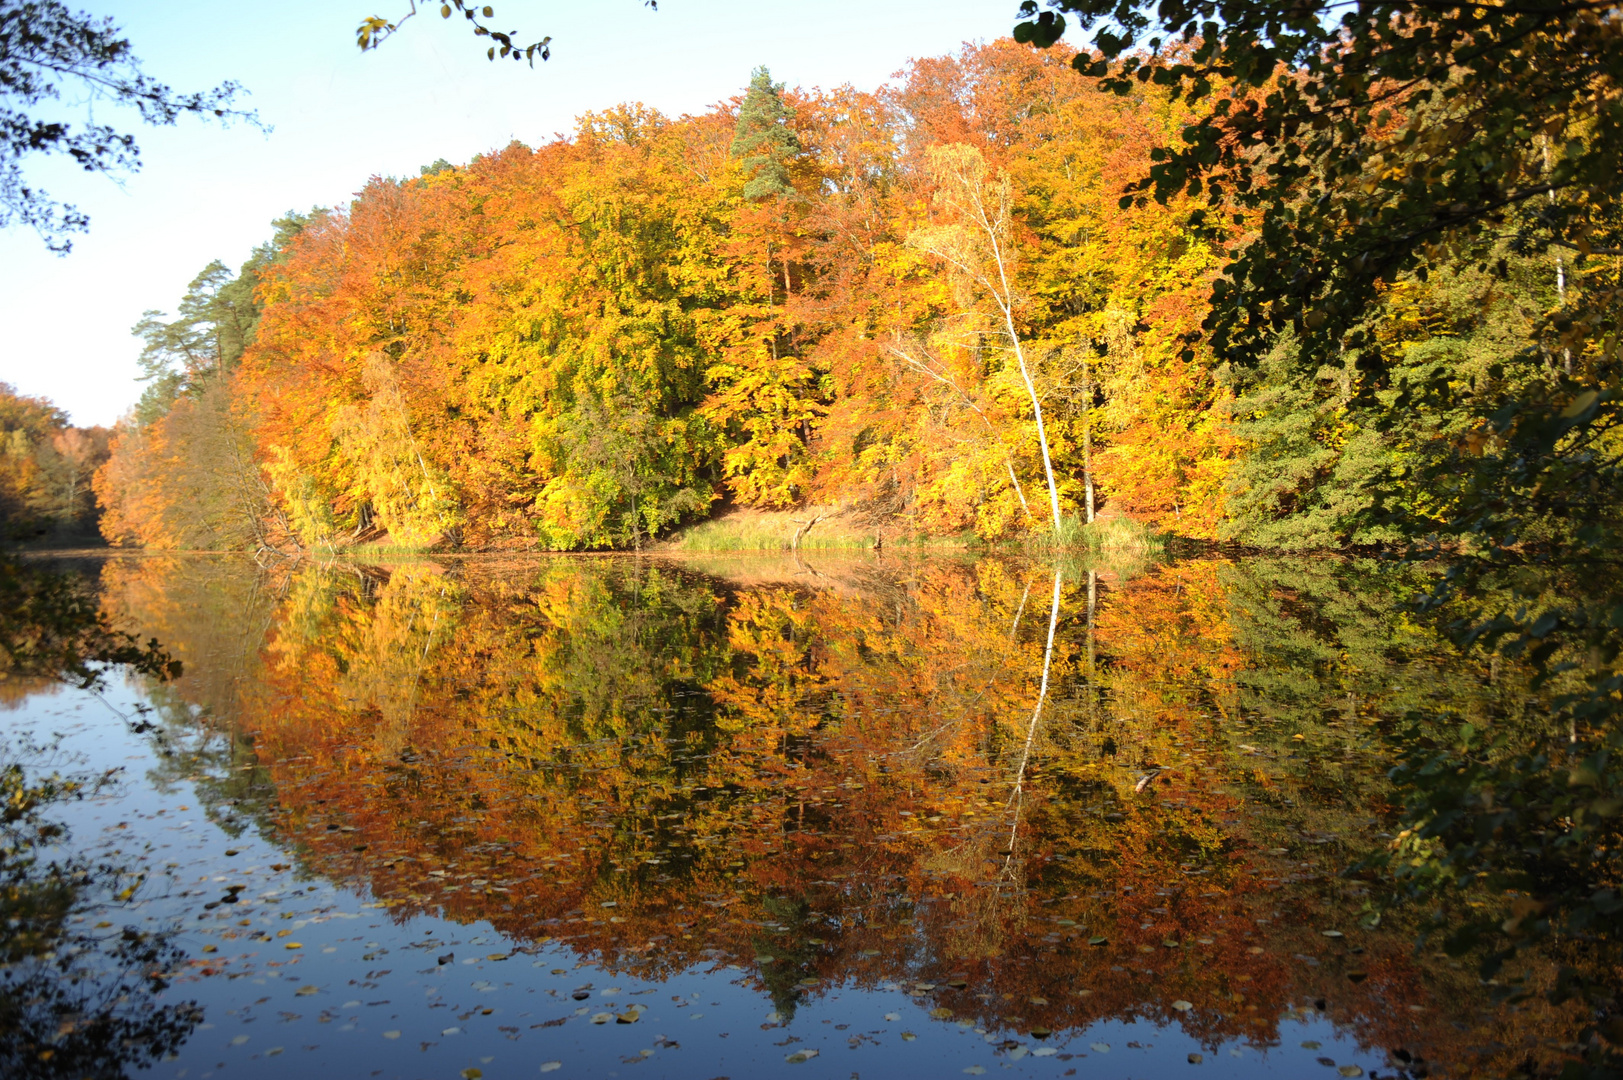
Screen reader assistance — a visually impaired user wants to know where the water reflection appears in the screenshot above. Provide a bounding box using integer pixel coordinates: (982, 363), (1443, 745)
(29, 552), (1601, 1075)
(0, 732), (202, 1078)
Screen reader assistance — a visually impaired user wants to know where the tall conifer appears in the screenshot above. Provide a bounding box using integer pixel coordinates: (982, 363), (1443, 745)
(730, 66), (800, 200)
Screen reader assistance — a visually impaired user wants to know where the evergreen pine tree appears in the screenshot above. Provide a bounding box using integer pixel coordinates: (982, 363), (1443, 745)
(730, 66), (800, 200)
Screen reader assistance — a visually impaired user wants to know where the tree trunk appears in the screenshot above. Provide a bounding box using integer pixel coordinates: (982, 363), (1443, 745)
(1082, 354), (1095, 525)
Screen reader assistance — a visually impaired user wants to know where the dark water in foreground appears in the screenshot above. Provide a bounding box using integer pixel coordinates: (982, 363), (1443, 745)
(0, 553), (1591, 1078)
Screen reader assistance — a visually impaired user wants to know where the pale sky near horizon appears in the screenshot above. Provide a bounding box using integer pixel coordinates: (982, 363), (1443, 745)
(0, 0), (1075, 427)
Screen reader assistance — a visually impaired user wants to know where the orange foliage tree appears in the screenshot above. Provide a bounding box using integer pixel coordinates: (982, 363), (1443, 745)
(98, 41), (1237, 551)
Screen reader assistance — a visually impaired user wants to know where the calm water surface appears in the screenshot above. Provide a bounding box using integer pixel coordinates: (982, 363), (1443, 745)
(1, 553), (1583, 1078)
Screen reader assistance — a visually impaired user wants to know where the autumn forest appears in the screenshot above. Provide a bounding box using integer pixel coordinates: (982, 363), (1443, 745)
(0, 24), (1606, 560)
(4, 4), (1623, 1078)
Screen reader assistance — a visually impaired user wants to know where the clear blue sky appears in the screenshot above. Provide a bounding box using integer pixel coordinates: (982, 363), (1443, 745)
(0, 0), (1065, 426)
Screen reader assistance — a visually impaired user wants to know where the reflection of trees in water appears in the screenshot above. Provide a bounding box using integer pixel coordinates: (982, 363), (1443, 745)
(99, 553), (1603, 1077)
(0, 739), (200, 1079)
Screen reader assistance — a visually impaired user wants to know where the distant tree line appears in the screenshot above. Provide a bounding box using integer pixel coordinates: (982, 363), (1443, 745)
(0, 384), (108, 542)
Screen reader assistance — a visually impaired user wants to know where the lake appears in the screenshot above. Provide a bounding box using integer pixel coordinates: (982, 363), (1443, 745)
(1, 552), (1585, 1078)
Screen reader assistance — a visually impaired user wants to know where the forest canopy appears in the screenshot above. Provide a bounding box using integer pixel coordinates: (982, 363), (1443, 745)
(83, 13), (1614, 559)
(94, 41), (1236, 552)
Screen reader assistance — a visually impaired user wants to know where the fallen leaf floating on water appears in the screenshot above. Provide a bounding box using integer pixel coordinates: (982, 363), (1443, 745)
(590, 1013), (613, 1025)
(1090, 1042), (1110, 1053)
(884, 1013), (900, 1022)
(382, 1031), (400, 1040)
(461, 1071), (482, 1080)
(1171, 1000), (1194, 1012)
(616, 1011), (640, 1024)
(785, 1049), (819, 1064)
(1189, 1053), (1204, 1064)
(540, 1064), (561, 1074)
(1339, 1068), (1364, 1078)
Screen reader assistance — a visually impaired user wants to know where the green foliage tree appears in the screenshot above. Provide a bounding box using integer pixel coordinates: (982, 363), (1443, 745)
(552, 392), (710, 551)
(1015, 1), (1621, 550)
(731, 66), (801, 201)
(97, 214), (308, 551)
(1018, 1), (1619, 375)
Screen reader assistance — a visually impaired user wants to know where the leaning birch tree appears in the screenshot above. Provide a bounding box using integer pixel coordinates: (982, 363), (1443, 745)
(907, 143), (1063, 538)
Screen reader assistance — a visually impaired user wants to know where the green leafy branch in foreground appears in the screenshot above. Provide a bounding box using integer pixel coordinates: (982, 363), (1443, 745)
(1017, 1), (1621, 384)
(1019, 1), (1621, 557)
(355, 1), (660, 65)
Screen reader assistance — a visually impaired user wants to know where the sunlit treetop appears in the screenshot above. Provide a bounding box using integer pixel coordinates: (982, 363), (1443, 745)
(731, 66), (802, 201)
